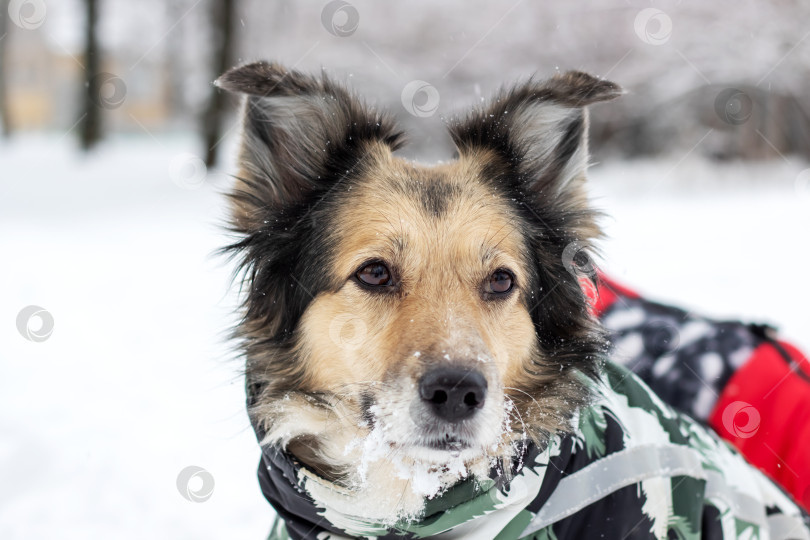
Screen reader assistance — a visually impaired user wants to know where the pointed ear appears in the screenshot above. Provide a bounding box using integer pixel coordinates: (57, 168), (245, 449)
(216, 61), (404, 232)
(448, 71), (622, 197)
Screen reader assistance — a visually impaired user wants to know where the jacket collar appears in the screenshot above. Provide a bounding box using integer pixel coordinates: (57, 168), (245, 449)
(256, 436), (571, 539)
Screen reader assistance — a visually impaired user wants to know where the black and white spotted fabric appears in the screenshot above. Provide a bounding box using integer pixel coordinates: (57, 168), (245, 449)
(601, 295), (764, 422)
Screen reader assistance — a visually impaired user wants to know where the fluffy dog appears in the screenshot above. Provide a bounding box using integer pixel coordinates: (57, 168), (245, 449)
(217, 62), (809, 539)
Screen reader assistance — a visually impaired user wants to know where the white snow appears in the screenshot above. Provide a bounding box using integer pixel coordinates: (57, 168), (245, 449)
(1, 135), (808, 538)
(0, 135), (273, 539)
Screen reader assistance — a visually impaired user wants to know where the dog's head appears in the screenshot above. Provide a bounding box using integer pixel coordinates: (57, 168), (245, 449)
(218, 62), (620, 486)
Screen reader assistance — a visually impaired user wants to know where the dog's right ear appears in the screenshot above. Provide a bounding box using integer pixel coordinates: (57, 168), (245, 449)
(216, 61), (404, 232)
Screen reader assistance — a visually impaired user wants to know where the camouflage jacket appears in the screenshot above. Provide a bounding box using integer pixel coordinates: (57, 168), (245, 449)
(257, 362), (810, 539)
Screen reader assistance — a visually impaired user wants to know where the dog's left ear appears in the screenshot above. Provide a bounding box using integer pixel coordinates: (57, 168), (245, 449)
(448, 71), (622, 197)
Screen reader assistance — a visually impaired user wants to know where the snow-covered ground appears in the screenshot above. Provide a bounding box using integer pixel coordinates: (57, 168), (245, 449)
(1, 135), (808, 539)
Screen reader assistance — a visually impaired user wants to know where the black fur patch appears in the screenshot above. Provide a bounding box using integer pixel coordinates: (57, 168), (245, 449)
(359, 391), (376, 427)
(398, 171), (463, 218)
(418, 179), (456, 216)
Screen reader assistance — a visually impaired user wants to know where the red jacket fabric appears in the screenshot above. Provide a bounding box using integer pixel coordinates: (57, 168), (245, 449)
(709, 339), (810, 510)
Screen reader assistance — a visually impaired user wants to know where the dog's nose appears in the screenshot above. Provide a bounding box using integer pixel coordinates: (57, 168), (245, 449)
(419, 367), (487, 422)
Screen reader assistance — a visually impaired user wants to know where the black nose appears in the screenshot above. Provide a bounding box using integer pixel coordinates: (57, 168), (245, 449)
(419, 367), (487, 422)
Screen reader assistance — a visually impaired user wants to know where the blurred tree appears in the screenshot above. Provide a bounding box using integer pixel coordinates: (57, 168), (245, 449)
(80, 0), (101, 150)
(166, 1), (189, 123)
(0, 0), (10, 137)
(201, 0), (237, 167)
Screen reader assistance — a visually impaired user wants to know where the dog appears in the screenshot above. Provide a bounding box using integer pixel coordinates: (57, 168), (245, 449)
(216, 62), (810, 539)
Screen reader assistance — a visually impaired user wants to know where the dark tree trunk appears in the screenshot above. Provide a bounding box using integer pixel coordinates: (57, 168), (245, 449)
(0, 0), (10, 137)
(80, 0), (101, 150)
(201, 0), (237, 168)
(165, 1), (188, 124)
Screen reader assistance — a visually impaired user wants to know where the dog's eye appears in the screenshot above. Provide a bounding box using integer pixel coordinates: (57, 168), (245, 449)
(355, 262), (393, 287)
(486, 269), (514, 295)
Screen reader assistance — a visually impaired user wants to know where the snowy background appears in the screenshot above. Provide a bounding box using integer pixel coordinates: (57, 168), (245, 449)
(1, 1), (809, 539)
